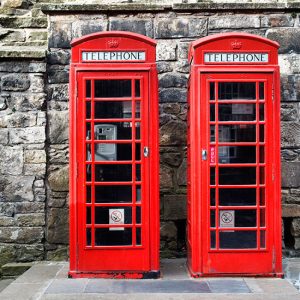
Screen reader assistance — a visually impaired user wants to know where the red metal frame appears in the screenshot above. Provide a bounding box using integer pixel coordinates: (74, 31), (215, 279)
(69, 32), (159, 278)
(187, 33), (282, 277)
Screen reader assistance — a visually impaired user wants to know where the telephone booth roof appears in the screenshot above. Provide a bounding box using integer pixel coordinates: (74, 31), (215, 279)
(189, 32), (280, 65)
(71, 31), (157, 64)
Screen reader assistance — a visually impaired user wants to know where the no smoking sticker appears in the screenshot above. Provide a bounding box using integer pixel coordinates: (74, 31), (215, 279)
(109, 208), (124, 231)
(219, 210), (235, 228)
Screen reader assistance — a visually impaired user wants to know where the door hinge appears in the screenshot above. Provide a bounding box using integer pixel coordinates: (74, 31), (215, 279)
(143, 146), (149, 158)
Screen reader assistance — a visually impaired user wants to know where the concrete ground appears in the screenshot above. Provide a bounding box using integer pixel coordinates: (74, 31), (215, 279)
(0, 258), (300, 300)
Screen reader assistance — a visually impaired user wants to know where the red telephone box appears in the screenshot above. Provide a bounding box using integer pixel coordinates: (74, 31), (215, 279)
(69, 31), (160, 278)
(187, 33), (282, 277)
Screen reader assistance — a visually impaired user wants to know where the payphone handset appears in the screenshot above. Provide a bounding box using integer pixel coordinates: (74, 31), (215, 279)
(94, 124), (117, 161)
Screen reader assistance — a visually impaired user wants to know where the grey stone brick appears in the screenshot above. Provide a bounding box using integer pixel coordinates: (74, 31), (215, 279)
(47, 65), (69, 84)
(48, 165), (69, 192)
(159, 88), (187, 103)
(163, 194), (186, 220)
(0, 129), (9, 144)
(160, 120), (187, 146)
(46, 208), (69, 244)
(72, 18), (107, 39)
(176, 158), (187, 186)
(49, 20), (72, 48)
(159, 73), (187, 88)
(24, 149), (46, 164)
(282, 162), (300, 187)
(48, 110), (69, 143)
(281, 75), (300, 102)
(0, 145), (23, 175)
(160, 164), (173, 190)
(209, 15), (260, 30)
(10, 127), (45, 144)
(281, 103), (299, 122)
(261, 14), (295, 27)
(1, 74), (30, 91)
(47, 49), (71, 65)
(7, 93), (46, 111)
(281, 122), (300, 148)
(0, 227), (44, 244)
(157, 39), (177, 61)
(16, 214), (45, 227)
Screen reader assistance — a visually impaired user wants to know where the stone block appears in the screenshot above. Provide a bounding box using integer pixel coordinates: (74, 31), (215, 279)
(163, 194), (186, 220)
(15, 244), (44, 262)
(0, 216), (15, 227)
(160, 164), (173, 190)
(24, 150), (46, 164)
(281, 75), (300, 102)
(282, 204), (300, 217)
(0, 74), (30, 92)
(109, 18), (153, 38)
(15, 202), (45, 214)
(0, 227), (44, 244)
(7, 93), (46, 111)
(48, 65), (69, 84)
(0, 202), (15, 217)
(46, 208), (69, 244)
(1, 262), (32, 278)
(0, 62), (46, 73)
(157, 40), (177, 61)
(48, 165), (69, 192)
(0, 129), (9, 144)
(282, 162), (300, 187)
(16, 214), (45, 227)
(10, 127), (45, 144)
(281, 149), (298, 161)
(157, 62), (173, 74)
(48, 84), (69, 101)
(49, 144), (69, 164)
(49, 20), (72, 48)
(177, 158), (187, 186)
(281, 122), (300, 148)
(28, 74), (44, 93)
(0, 176), (34, 202)
(155, 17), (207, 38)
(267, 28), (300, 54)
(279, 54), (300, 75)
(175, 60), (190, 74)
(0, 96), (7, 110)
(159, 73), (187, 88)
(291, 218), (300, 237)
(281, 103), (299, 122)
(46, 245), (68, 261)
(48, 110), (69, 143)
(261, 14), (295, 27)
(159, 88), (187, 103)
(0, 17), (47, 29)
(48, 197), (66, 208)
(47, 49), (71, 65)
(160, 120), (187, 146)
(0, 29), (26, 43)
(0, 145), (23, 176)
(161, 152), (182, 167)
(1, 0), (23, 8)
(24, 163), (46, 177)
(0, 244), (16, 266)
(37, 112), (46, 126)
(34, 180), (44, 188)
(0, 112), (37, 128)
(282, 192), (300, 204)
(72, 18), (107, 39)
(209, 15), (260, 30)
(161, 103), (181, 114)
(27, 30), (48, 42)
(160, 221), (177, 242)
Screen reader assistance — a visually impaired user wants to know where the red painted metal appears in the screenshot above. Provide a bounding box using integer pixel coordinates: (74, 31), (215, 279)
(69, 32), (159, 278)
(187, 33), (282, 277)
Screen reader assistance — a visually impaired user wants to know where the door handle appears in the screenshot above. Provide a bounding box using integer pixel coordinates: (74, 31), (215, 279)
(144, 147), (149, 158)
(202, 149), (207, 161)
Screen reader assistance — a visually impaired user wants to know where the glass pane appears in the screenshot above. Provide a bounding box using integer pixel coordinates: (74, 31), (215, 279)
(259, 125), (264, 142)
(95, 80), (131, 98)
(219, 146), (256, 164)
(218, 125), (256, 142)
(86, 185), (91, 203)
(210, 125), (215, 142)
(220, 209), (256, 227)
(260, 231), (266, 248)
(95, 164), (132, 182)
(219, 188), (256, 206)
(135, 122), (141, 139)
(94, 101), (132, 119)
(94, 123), (131, 140)
(210, 210), (216, 227)
(86, 102), (91, 119)
(86, 80), (91, 98)
(135, 80), (140, 97)
(259, 82), (264, 100)
(86, 123), (91, 140)
(219, 104), (256, 121)
(136, 186), (141, 203)
(210, 231), (216, 249)
(260, 167), (265, 184)
(259, 104), (264, 121)
(136, 143), (141, 161)
(260, 188), (265, 206)
(136, 164), (141, 181)
(94, 207), (132, 224)
(210, 104), (215, 121)
(220, 231), (257, 249)
(93, 143), (132, 161)
(259, 146), (265, 163)
(95, 228), (132, 246)
(95, 185), (132, 203)
(136, 206), (141, 224)
(86, 164), (91, 181)
(86, 228), (91, 246)
(86, 207), (91, 224)
(136, 228), (141, 245)
(210, 82), (215, 100)
(135, 102), (141, 118)
(218, 82), (256, 100)
(219, 167), (256, 185)
(210, 167), (215, 185)
(260, 208), (266, 227)
(210, 188), (216, 206)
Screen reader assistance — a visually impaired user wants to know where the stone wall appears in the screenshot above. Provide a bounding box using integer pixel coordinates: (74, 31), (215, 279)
(1, 2), (300, 269)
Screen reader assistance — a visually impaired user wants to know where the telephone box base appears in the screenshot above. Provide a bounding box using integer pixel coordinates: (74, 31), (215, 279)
(68, 270), (160, 279)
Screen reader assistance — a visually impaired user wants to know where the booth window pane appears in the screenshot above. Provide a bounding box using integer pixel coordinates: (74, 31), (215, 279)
(136, 143), (141, 161)
(95, 165), (132, 182)
(259, 104), (265, 121)
(95, 185), (132, 203)
(219, 231), (257, 249)
(136, 206), (141, 224)
(220, 209), (256, 227)
(136, 186), (141, 203)
(211, 231), (216, 249)
(94, 207), (132, 224)
(210, 188), (216, 206)
(136, 164), (141, 181)
(210, 82), (215, 100)
(135, 102), (141, 118)
(260, 231), (266, 248)
(86, 185), (91, 203)
(218, 82), (256, 100)
(219, 104), (256, 121)
(136, 228), (141, 245)
(86, 123), (91, 140)
(86, 80), (91, 98)
(94, 123), (131, 141)
(218, 125), (256, 142)
(219, 167), (256, 185)
(95, 228), (132, 246)
(210, 126), (215, 142)
(260, 125), (265, 142)
(259, 146), (265, 163)
(92, 143), (132, 161)
(219, 188), (256, 206)
(260, 208), (266, 227)
(259, 82), (264, 100)
(86, 102), (91, 119)
(94, 80), (131, 98)
(260, 188), (265, 206)
(210, 104), (215, 121)
(86, 207), (91, 224)
(210, 167), (216, 185)
(135, 123), (141, 139)
(135, 80), (140, 97)
(86, 228), (91, 246)
(210, 210), (216, 227)
(218, 146), (256, 164)
(86, 164), (91, 181)
(95, 101), (132, 119)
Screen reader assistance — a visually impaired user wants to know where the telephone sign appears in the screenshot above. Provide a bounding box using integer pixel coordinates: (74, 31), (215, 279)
(187, 33), (282, 277)
(69, 31), (159, 278)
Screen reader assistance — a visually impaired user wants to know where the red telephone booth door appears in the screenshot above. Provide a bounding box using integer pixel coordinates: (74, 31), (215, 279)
(76, 71), (152, 274)
(200, 72), (280, 275)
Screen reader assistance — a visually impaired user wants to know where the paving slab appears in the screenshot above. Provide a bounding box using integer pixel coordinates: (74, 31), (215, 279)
(0, 279), (14, 292)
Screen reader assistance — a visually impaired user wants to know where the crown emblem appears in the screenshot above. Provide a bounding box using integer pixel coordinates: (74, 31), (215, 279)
(231, 40), (242, 50)
(107, 39), (120, 48)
